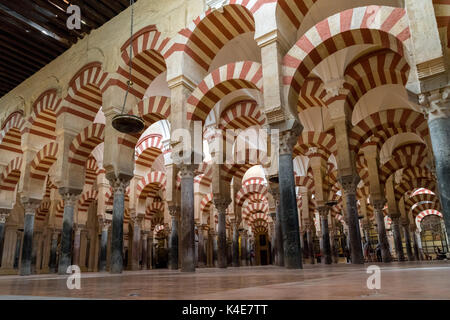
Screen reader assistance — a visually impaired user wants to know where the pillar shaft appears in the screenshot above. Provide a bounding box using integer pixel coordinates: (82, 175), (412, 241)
(306, 226), (315, 264)
(318, 207), (332, 265)
(72, 228), (81, 266)
(216, 202), (228, 268)
(373, 201), (392, 262)
(0, 212), (7, 267)
(391, 216), (405, 261)
(340, 176), (364, 264)
(278, 129), (303, 269)
(58, 191), (80, 274)
(180, 165), (195, 272)
(99, 226), (108, 272)
(168, 207), (179, 270)
(232, 222), (240, 267)
(49, 231), (58, 273)
(20, 199), (40, 276)
(403, 223), (414, 261)
(108, 178), (130, 274)
(131, 219), (141, 270)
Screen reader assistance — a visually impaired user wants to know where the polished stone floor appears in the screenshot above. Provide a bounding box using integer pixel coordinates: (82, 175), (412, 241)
(0, 261), (449, 300)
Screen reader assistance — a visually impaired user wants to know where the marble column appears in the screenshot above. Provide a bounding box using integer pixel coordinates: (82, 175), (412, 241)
(141, 233), (148, 270)
(179, 165), (196, 272)
(339, 175), (364, 264)
(402, 221), (414, 261)
(318, 207), (332, 265)
(305, 223), (315, 264)
(278, 130), (303, 269)
(99, 219), (110, 272)
(214, 197), (231, 269)
(269, 212), (277, 265)
(419, 89), (450, 242)
(49, 230), (59, 273)
(148, 235), (153, 269)
(197, 224), (206, 267)
(131, 217), (141, 271)
(168, 206), (179, 270)
(269, 184), (285, 267)
(232, 220), (240, 267)
(212, 231), (218, 267)
(72, 227), (82, 266)
(20, 198), (40, 276)
(373, 200), (392, 262)
(240, 231), (247, 266)
(109, 177), (131, 274)
(58, 190), (81, 275)
(0, 210), (10, 267)
(411, 225), (421, 261)
(391, 216), (405, 261)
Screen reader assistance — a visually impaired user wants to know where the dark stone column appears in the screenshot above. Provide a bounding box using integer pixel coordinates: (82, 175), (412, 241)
(99, 221), (109, 272)
(179, 165), (196, 272)
(107, 176), (131, 274)
(422, 93), (450, 243)
(168, 205), (179, 270)
(58, 190), (81, 275)
(318, 207), (332, 265)
(20, 199), (40, 276)
(141, 233), (148, 270)
(212, 231), (218, 267)
(402, 221), (414, 261)
(49, 230), (59, 273)
(373, 200), (392, 262)
(131, 217), (141, 270)
(411, 225), (421, 261)
(277, 129), (303, 269)
(240, 231), (247, 266)
(232, 220), (240, 267)
(197, 224), (206, 267)
(214, 197), (231, 269)
(339, 175), (364, 264)
(0, 210), (10, 267)
(269, 213), (277, 265)
(268, 183), (285, 267)
(72, 227), (82, 266)
(148, 236), (154, 269)
(391, 216), (405, 261)
(306, 223), (315, 264)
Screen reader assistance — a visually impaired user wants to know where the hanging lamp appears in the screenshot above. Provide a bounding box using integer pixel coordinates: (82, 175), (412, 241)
(112, 0), (145, 134)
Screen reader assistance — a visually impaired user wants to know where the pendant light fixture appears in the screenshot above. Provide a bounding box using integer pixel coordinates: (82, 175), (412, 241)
(112, 0), (145, 134)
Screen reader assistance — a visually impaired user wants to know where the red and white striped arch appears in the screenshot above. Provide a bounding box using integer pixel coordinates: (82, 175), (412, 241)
(85, 157), (99, 186)
(242, 202), (268, 220)
(114, 26), (172, 99)
(27, 89), (61, 140)
(56, 200), (64, 218)
(137, 171), (167, 199)
(248, 211), (270, 224)
(243, 177), (265, 186)
(283, 6), (411, 109)
(175, 4), (255, 72)
(433, 0), (450, 48)
(401, 166), (433, 183)
(412, 201), (440, 217)
(412, 188), (435, 197)
(293, 131), (336, 159)
(186, 61), (263, 122)
(135, 134), (165, 168)
(30, 142), (58, 181)
(395, 178), (436, 202)
(219, 100), (266, 130)
(350, 109), (429, 152)
(131, 96), (171, 126)
(0, 111), (25, 154)
(344, 50), (410, 111)
(248, 193), (268, 204)
(406, 192), (439, 213)
(146, 201), (165, 220)
(295, 175), (314, 193)
(416, 209), (444, 224)
(78, 189), (98, 214)
(61, 62), (108, 121)
(0, 157), (22, 191)
(195, 162), (213, 188)
(200, 193), (214, 215)
(297, 78), (327, 111)
(236, 183), (269, 206)
(68, 123), (105, 167)
(379, 143), (428, 183)
(276, 0), (318, 31)
(36, 201), (50, 221)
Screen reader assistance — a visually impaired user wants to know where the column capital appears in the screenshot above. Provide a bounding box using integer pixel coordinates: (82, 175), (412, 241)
(338, 175), (360, 196)
(0, 208), (11, 223)
(372, 199), (387, 212)
(178, 164), (197, 179)
(213, 196), (231, 213)
(317, 206), (330, 218)
(108, 176), (131, 194)
(99, 217), (111, 232)
(59, 189), (82, 206)
(278, 125), (302, 155)
(168, 205), (181, 218)
(418, 86), (450, 121)
(20, 197), (41, 215)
